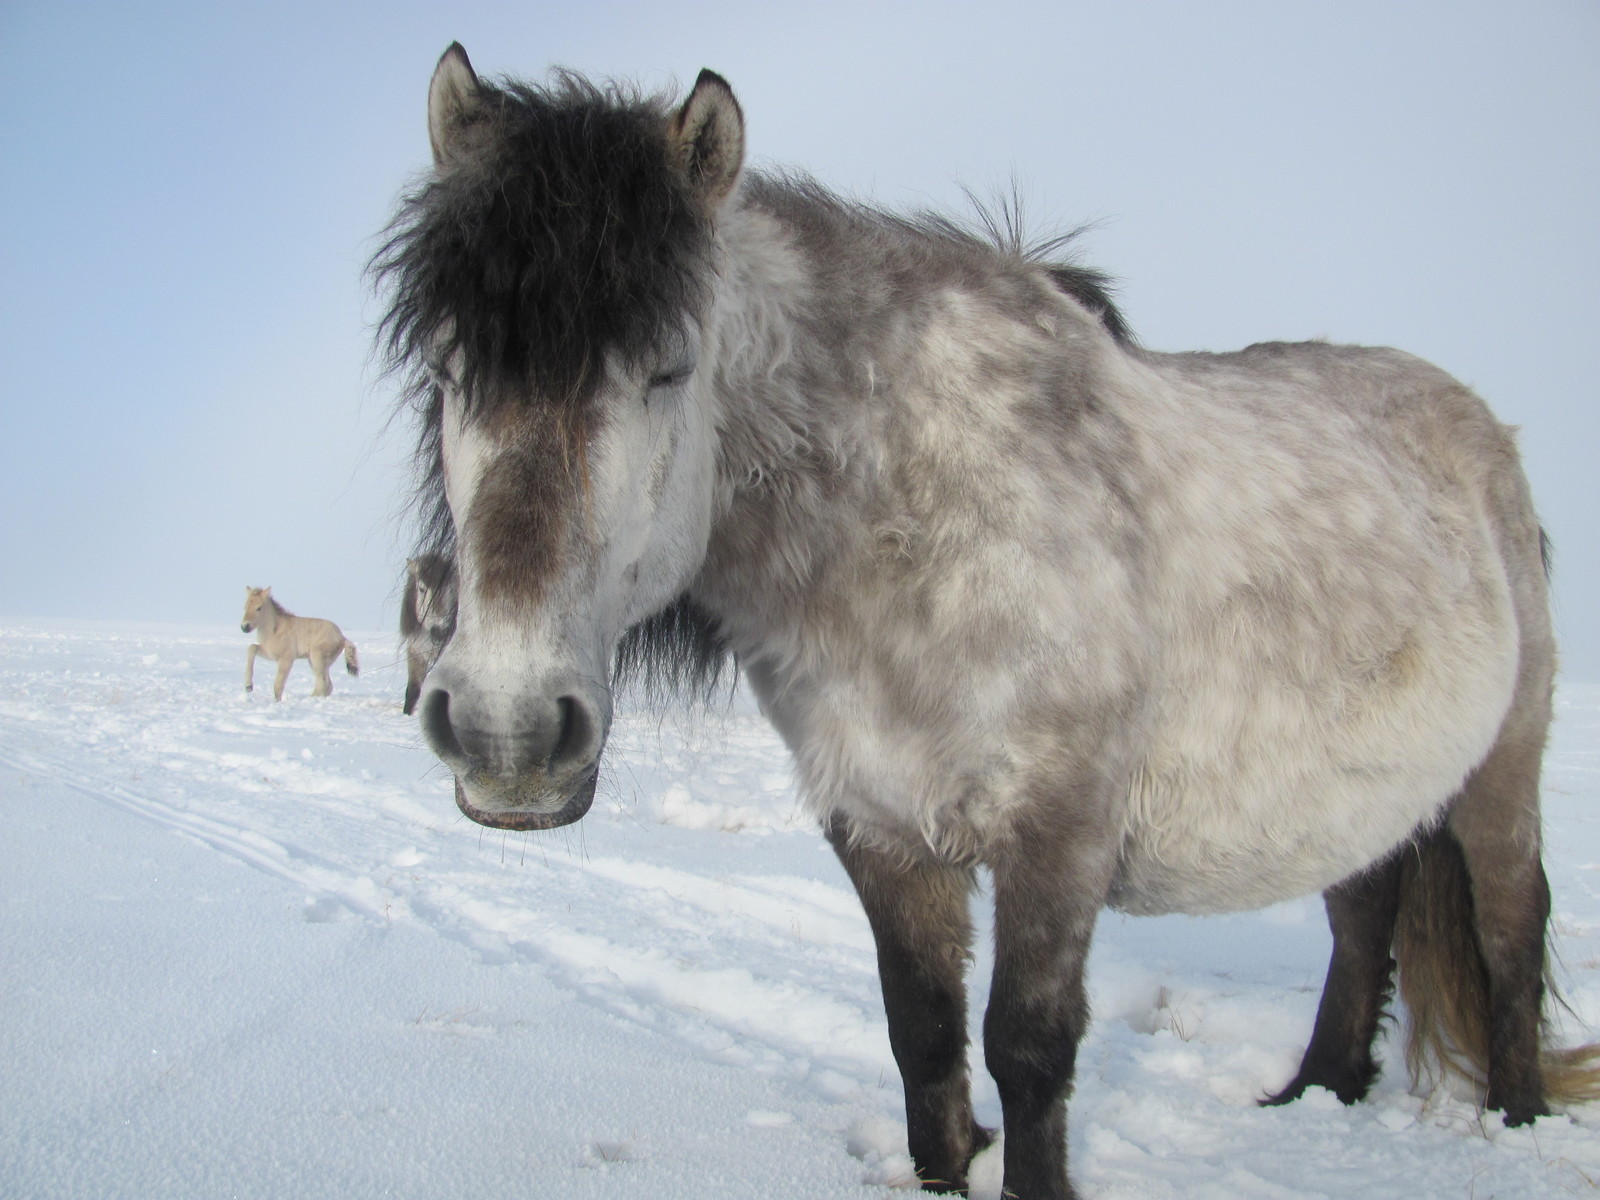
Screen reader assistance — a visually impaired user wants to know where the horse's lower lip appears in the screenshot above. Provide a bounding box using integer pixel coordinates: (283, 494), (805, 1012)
(453, 775), (596, 830)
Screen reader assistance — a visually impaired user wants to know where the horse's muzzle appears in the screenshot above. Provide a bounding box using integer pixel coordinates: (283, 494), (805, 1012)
(241, 623), (253, 633)
(453, 773), (596, 830)
(419, 677), (608, 831)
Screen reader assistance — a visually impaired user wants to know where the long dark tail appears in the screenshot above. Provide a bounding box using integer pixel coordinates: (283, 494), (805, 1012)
(343, 640), (360, 677)
(1393, 829), (1600, 1105)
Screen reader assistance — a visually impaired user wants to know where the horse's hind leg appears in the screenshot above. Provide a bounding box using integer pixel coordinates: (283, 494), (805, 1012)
(1264, 850), (1404, 1107)
(310, 650), (332, 696)
(1445, 730), (1551, 1125)
(1389, 663), (1554, 1126)
(825, 815), (985, 1193)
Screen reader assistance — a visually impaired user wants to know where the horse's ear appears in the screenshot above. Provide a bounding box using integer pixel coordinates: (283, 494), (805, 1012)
(428, 43), (486, 166)
(668, 70), (744, 211)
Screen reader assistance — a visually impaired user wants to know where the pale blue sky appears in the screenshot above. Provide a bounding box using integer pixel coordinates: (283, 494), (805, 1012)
(2, 1), (1596, 676)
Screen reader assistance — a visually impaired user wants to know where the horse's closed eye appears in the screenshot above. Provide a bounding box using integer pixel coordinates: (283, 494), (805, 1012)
(647, 361), (695, 394)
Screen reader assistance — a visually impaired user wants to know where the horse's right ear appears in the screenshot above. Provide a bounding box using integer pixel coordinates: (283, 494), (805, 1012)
(668, 70), (745, 212)
(428, 43), (486, 166)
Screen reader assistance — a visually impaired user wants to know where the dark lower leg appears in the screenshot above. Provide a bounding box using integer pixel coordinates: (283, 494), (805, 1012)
(826, 816), (982, 1192)
(983, 807), (1116, 1200)
(1449, 735), (1553, 1125)
(1266, 850), (1404, 1106)
(1473, 856), (1550, 1123)
(985, 977), (1083, 1200)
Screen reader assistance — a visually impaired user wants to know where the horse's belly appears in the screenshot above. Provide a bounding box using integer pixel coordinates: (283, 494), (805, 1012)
(1108, 777), (1433, 916)
(1108, 661), (1517, 916)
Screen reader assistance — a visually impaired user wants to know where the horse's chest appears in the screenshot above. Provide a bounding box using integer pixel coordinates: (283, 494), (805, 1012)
(754, 670), (1030, 859)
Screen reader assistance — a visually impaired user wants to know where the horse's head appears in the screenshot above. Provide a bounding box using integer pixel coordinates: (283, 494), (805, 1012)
(407, 555), (458, 643)
(241, 586), (271, 634)
(378, 45), (744, 830)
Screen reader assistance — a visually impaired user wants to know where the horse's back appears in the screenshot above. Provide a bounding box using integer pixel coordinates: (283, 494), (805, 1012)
(1108, 340), (1546, 914)
(288, 615), (349, 660)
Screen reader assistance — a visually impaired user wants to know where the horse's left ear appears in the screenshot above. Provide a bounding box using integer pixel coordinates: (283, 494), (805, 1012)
(668, 70), (744, 211)
(428, 42), (486, 166)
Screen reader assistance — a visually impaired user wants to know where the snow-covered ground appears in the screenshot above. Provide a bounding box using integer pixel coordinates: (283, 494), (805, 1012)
(4, 618), (1600, 1199)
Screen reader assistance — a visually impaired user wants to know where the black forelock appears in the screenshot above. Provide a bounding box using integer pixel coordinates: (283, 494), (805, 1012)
(372, 70), (714, 420)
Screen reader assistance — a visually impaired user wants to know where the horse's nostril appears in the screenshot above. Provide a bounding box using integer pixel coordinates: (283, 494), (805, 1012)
(551, 695), (596, 771)
(420, 687), (466, 765)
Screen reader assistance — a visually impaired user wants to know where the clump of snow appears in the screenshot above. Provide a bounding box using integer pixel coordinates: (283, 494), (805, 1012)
(4, 618), (1600, 1198)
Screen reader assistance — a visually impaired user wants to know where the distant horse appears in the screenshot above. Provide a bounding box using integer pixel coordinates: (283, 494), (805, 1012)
(240, 586), (359, 700)
(401, 554), (457, 715)
(373, 44), (1598, 1199)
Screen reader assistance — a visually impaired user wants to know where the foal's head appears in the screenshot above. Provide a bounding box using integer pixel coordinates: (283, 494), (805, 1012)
(240, 586), (273, 634)
(376, 45), (744, 830)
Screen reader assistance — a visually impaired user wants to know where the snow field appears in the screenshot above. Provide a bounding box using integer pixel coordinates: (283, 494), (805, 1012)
(5, 618), (1600, 1197)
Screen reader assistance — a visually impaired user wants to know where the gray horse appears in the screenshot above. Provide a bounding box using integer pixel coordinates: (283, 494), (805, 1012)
(400, 554), (457, 716)
(374, 44), (1597, 1199)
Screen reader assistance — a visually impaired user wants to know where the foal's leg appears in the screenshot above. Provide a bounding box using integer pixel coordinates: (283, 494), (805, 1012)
(1264, 850), (1404, 1107)
(825, 815), (985, 1193)
(245, 644), (258, 693)
(310, 649), (331, 696)
(1447, 733), (1551, 1126)
(985, 802), (1118, 1200)
(272, 656), (293, 701)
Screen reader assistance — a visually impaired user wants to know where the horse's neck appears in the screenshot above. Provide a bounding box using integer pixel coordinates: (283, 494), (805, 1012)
(701, 189), (1111, 674)
(712, 203), (862, 478)
(698, 200), (887, 654)
(258, 599), (289, 636)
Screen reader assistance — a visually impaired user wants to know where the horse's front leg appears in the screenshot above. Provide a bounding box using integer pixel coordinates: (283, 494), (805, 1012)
(985, 798), (1118, 1200)
(826, 814), (985, 1193)
(404, 649), (426, 715)
(244, 643), (258, 693)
